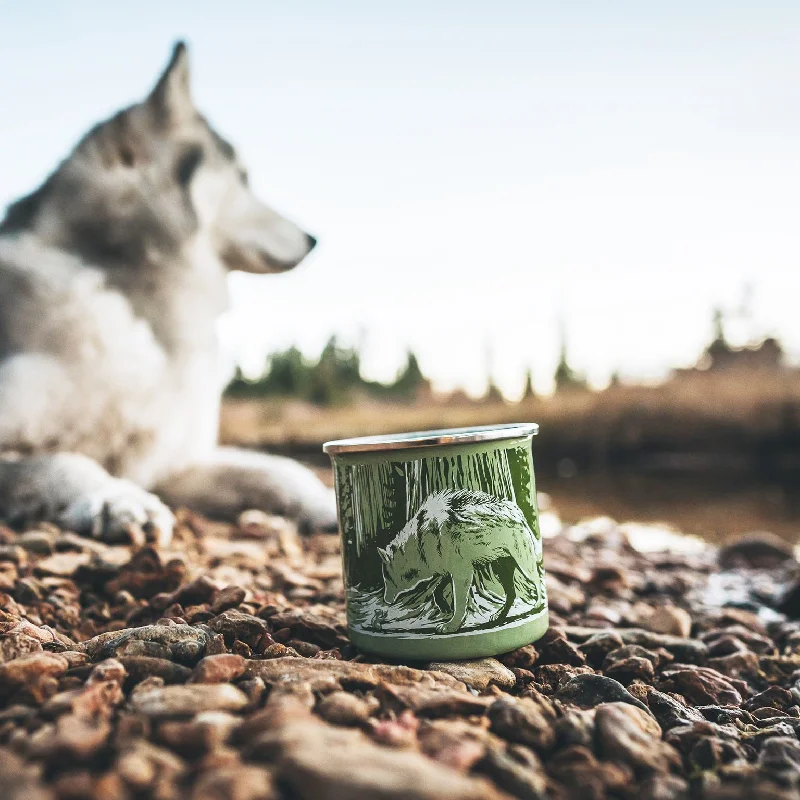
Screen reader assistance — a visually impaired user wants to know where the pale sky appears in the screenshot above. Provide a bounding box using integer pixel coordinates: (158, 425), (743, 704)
(1, 1), (799, 397)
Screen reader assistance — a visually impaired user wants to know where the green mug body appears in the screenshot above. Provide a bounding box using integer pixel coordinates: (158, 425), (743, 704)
(324, 425), (548, 660)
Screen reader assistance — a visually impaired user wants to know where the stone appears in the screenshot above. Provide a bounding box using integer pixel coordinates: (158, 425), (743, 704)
(316, 691), (373, 726)
(79, 624), (209, 665)
(556, 674), (651, 713)
(270, 718), (509, 800)
(595, 702), (679, 773)
(129, 684), (250, 718)
(426, 658), (516, 691)
(488, 697), (555, 752)
(190, 654), (246, 684)
(640, 606), (693, 638)
(719, 532), (795, 569)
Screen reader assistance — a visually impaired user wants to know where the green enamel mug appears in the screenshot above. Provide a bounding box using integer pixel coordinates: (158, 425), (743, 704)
(323, 424), (548, 660)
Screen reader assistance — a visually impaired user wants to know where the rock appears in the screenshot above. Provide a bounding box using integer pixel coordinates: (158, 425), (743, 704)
(595, 702), (679, 773)
(646, 689), (706, 731)
(0, 652), (69, 702)
(118, 656), (193, 686)
(16, 531), (56, 555)
(379, 684), (493, 717)
(426, 659), (516, 691)
(639, 606), (693, 638)
(208, 610), (269, 643)
(190, 654), (246, 684)
(245, 657), (465, 692)
(210, 586), (247, 615)
(707, 651), (761, 681)
(129, 684), (249, 718)
(191, 763), (275, 800)
(537, 634), (587, 667)
(158, 711), (241, 756)
(79, 625), (209, 665)
(566, 627), (708, 663)
(488, 697), (555, 752)
(658, 665), (743, 706)
(556, 674), (651, 713)
(479, 745), (548, 800)
(604, 656), (655, 685)
(316, 691), (373, 726)
(719, 532), (795, 569)
(579, 632), (626, 667)
(270, 718), (509, 800)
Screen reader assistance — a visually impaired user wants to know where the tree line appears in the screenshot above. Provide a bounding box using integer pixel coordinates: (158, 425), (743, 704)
(225, 333), (589, 406)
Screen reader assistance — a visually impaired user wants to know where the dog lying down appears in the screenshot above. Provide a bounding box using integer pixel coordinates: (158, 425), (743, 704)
(0, 42), (337, 545)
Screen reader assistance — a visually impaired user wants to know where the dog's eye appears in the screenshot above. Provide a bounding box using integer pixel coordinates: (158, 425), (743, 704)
(402, 569), (419, 582)
(176, 146), (204, 185)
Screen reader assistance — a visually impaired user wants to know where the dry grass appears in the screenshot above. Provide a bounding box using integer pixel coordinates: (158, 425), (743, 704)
(220, 371), (800, 450)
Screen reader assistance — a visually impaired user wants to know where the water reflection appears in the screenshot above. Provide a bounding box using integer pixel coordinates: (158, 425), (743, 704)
(540, 471), (800, 544)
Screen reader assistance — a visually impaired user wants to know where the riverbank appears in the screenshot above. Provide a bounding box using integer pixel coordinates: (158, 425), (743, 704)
(2, 507), (800, 797)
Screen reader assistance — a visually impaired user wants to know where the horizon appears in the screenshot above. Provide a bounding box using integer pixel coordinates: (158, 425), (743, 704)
(2, 1), (799, 397)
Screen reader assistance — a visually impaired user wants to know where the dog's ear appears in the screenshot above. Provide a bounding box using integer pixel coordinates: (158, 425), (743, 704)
(148, 41), (194, 125)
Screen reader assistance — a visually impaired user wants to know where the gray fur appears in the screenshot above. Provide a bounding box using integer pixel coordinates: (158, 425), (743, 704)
(0, 43), (335, 543)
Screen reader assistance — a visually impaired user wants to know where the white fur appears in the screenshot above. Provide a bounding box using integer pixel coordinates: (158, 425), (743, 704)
(0, 43), (335, 542)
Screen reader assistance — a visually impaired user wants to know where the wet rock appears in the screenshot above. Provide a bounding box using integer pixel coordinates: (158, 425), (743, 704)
(190, 653), (246, 684)
(129, 684), (249, 718)
(426, 658), (516, 691)
(557, 674), (651, 712)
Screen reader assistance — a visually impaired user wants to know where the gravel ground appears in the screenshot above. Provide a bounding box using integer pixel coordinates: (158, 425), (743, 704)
(2, 508), (800, 799)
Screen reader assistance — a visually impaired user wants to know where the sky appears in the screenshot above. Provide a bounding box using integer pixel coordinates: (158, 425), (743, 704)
(1, 1), (799, 397)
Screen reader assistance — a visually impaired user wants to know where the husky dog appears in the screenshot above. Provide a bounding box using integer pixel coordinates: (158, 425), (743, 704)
(0, 43), (336, 544)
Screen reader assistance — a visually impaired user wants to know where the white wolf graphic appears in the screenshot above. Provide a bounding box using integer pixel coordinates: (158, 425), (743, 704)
(378, 489), (542, 634)
(0, 43), (336, 544)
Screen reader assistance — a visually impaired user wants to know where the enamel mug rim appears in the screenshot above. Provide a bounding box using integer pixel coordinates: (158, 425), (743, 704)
(323, 422), (539, 456)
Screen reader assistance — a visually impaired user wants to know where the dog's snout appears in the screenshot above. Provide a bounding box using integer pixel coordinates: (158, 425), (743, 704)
(305, 233), (317, 252)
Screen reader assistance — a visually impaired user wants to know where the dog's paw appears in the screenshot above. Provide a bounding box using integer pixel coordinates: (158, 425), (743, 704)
(58, 479), (175, 547)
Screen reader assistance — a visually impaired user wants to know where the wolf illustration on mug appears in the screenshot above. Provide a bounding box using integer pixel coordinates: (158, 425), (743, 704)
(377, 488), (543, 634)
